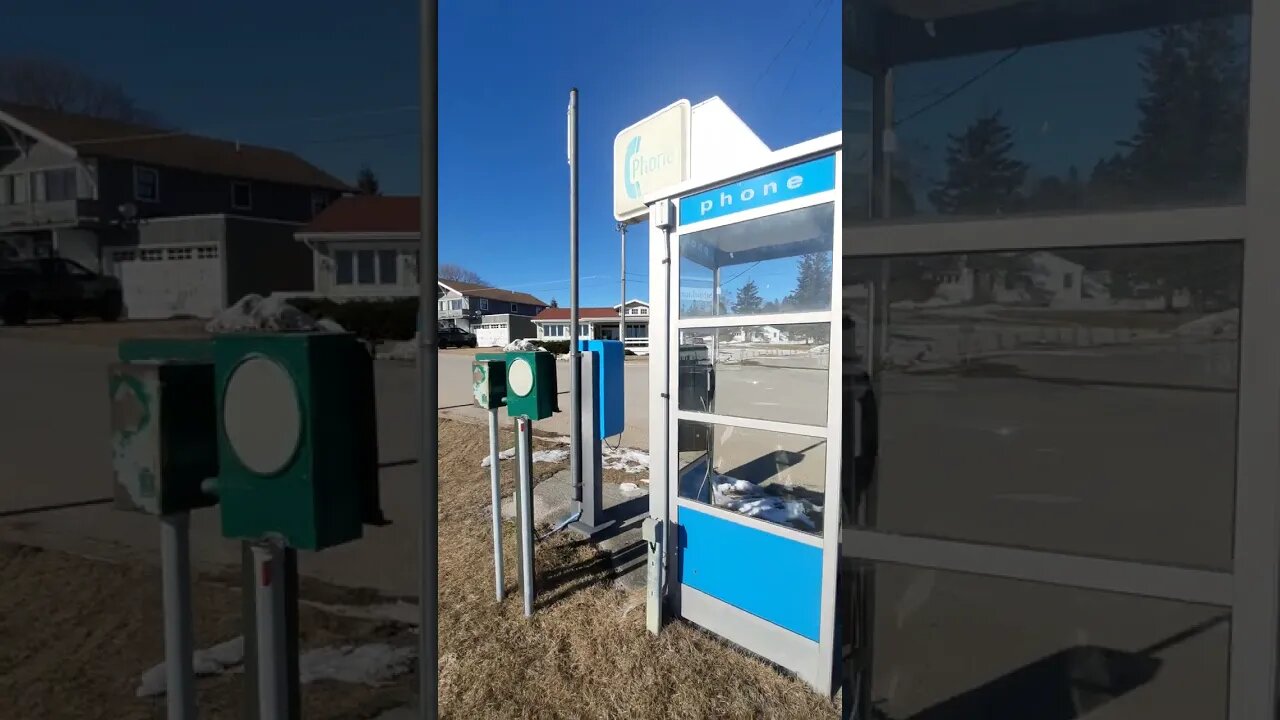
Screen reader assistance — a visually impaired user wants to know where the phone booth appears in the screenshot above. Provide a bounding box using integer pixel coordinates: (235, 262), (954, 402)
(644, 133), (842, 694)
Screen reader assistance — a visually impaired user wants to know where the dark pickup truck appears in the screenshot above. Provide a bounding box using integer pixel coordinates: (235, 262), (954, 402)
(0, 257), (124, 325)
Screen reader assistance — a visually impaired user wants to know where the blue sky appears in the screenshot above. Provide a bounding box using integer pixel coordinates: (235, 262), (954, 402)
(0, 0), (839, 307)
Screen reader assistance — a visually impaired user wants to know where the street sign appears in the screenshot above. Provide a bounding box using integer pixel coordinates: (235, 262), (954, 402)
(613, 99), (691, 222)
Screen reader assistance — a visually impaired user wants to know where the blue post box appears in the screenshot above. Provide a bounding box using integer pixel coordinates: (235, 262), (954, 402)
(577, 339), (624, 439)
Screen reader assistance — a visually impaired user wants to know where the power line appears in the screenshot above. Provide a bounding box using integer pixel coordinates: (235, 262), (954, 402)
(892, 48), (1022, 128)
(778, 0), (837, 104)
(747, 0), (827, 105)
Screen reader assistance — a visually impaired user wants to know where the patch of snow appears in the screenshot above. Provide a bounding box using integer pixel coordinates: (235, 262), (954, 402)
(316, 317), (346, 333)
(1173, 308), (1240, 338)
(709, 474), (819, 531)
(531, 448), (569, 464)
(299, 644), (415, 686)
(504, 338), (544, 352)
(602, 447), (649, 474)
(619, 482), (642, 494)
(206, 293), (319, 334)
(808, 344), (830, 355)
(479, 447), (518, 467)
(137, 636), (245, 698)
(378, 335), (419, 361)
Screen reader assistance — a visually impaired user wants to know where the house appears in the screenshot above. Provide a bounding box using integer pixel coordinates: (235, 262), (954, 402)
(532, 299), (649, 346)
(921, 251), (1085, 307)
(294, 194), (549, 334)
(0, 102), (352, 319)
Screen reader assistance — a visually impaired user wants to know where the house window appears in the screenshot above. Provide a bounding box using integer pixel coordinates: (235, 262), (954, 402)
(166, 247), (194, 260)
(311, 191), (331, 217)
(140, 249), (164, 262)
(510, 303), (518, 312)
(478, 298), (489, 311)
(1, 173), (29, 205)
(1063, 272), (1074, 289)
(0, 175), (11, 206)
(112, 250), (136, 263)
(43, 168), (77, 202)
(336, 248), (398, 286)
(134, 166), (159, 202)
(196, 246), (219, 260)
(356, 249), (376, 284)
(231, 181), (253, 210)
(335, 250), (354, 285)
(377, 249), (398, 285)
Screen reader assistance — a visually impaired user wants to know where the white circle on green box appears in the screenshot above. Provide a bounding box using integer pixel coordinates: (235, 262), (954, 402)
(223, 355), (302, 475)
(508, 357), (534, 397)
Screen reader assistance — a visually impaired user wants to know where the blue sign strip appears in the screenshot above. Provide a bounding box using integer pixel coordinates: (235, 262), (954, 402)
(679, 154), (835, 225)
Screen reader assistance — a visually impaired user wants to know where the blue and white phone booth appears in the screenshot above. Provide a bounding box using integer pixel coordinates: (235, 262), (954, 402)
(644, 132), (842, 694)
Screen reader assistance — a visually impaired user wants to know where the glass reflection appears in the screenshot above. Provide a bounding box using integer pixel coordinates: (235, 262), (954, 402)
(678, 420), (826, 535)
(678, 323), (830, 426)
(679, 203), (834, 318)
(846, 563), (1230, 719)
(845, 242), (1242, 570)
(846, 1), (1251, 223)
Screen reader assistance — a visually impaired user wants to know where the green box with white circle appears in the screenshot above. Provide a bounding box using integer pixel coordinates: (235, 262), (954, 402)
(504, 351), (558, 420)
(212, 331), (382, 550)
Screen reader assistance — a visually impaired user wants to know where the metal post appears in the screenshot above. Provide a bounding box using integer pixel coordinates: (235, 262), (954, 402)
(159, 513), (196, 720)
(251, 540), (288, 720)
(619, 222), (627, 346)
(570, 352), (614, 538)
(516, 417), (536, 617)
(241, 541), (259, 720)
(568, 88), (582, 510)
(418, 1), (440, 718)
(488, 409), (505, 602)
(283, 548), (301, 720)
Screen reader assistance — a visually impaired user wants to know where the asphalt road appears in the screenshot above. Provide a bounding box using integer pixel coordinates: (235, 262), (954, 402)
(0, 338), (651, 596)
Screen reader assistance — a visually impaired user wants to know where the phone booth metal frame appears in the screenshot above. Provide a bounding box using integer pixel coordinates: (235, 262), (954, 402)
(645, 131), (843, 694)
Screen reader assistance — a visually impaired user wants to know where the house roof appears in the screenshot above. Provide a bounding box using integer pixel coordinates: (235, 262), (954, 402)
(298, 195), (419, 235)
(440, 280), (547, 308)
(533, 307), (629, 321)
(612, 298), (649, 309)
(0, 102), (352, 191)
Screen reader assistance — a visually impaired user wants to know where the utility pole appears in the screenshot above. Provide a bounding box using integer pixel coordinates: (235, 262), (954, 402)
(418, 1), (439, 719)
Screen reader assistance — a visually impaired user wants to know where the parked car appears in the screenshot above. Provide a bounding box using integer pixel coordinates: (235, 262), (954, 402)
(438, 325), (478, 348)
(0, 257), (124, 325)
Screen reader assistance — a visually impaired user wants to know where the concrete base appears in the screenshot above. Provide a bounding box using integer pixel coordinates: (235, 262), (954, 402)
(495, 469), (649, 591)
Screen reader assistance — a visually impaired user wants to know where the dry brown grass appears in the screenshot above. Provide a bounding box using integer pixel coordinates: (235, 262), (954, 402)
(437, 417), (838, 720)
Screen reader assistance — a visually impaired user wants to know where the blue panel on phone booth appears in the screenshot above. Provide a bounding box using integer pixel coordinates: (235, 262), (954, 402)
(577, 339), (624, 438)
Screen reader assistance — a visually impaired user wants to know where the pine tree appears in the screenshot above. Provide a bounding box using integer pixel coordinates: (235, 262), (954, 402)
(928, 110), (1028, 216)
(732, 280), (764, 315)
(549, 297), (559, 308)
(356, 165), (381, 195)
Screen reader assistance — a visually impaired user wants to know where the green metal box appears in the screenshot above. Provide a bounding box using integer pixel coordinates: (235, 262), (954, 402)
(212, 332), (383, 550)
(472, 358), (507, 410)
(109, 360), (219, 515)
(504, 351), (558, 420)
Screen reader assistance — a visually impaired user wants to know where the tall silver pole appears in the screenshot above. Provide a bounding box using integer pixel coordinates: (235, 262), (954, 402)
(568, 88), (582, 509)
(488, 410), (505, 602)
(159, 513), (196, 720)
(619, 222), (627, 345)
(516, 417), (536, 617)
(418, 1), (440, 718)
(251, 540), (288, 720)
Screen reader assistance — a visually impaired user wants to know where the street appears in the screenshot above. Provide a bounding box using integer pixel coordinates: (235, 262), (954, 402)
(0, 336), (652, 597)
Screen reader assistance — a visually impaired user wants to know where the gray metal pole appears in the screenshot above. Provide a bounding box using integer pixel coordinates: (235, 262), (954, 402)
(251, 541), (288, 720)
(516, 417), (536, 617)
(241, 541), (259, 720)
(418, 1), (439, 719)
(159, 513), (196, 720)
(568, 88), (582, 509)
(620, 222), (627, 346)
(488, 409), (504, 602)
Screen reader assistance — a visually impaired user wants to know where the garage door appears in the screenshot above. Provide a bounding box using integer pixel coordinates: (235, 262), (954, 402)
(108, 245), (224, 320)
(474, 322), (509, 348)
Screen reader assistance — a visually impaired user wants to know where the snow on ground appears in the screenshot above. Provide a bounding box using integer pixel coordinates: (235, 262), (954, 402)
(206, 294), (331, 333)
(1172, 308), (1240, 338)
(299, 644), (415, 686)
(137, 637), (245, 697)
(136, 637), (414, 698)
(710, 474), (819, 530)
(504, 338), (544, 352)
(378, 336), (418, 361)
(479, 440), (649, 474)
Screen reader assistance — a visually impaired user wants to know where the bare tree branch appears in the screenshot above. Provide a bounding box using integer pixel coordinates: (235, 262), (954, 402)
(0, 55), (163, 126)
